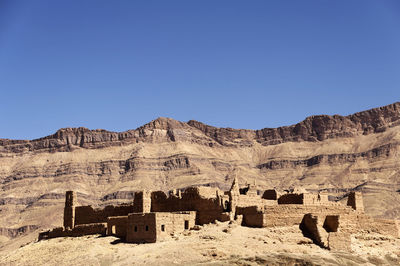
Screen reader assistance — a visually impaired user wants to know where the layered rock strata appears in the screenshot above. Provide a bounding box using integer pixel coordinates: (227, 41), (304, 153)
(0, 102), (400, 249)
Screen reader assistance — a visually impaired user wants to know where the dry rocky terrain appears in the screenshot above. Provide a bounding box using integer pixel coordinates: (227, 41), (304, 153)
(0, 102), (400, 264)
(1, 222), (400, 265)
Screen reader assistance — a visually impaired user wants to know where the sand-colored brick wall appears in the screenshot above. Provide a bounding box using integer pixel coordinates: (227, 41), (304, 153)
(262, 204), (355, 227)
(151, 189), (223, 224)
(133, 191), (151, 213)
(75, 204), (134, 225)
(107, 216), (128, 238)
(63, 191), (76, 229)
(347, 191), (364, 212)
(126, 213), (157, 243)
(155, 212), (196, 240)
(39, 223), (107, 240)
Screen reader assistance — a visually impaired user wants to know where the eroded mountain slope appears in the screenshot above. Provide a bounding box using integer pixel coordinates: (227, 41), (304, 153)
(0, 102), (400, 250)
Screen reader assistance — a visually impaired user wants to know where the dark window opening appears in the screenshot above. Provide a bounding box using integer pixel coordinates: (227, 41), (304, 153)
(146, 225), (149, 231)
(134, 226), (137, 232)
(184, 220), (189, 230)
(161, 225), (165, 231)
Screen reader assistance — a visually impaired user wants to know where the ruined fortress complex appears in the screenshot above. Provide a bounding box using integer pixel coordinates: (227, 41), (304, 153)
(39, 178), (400, 251)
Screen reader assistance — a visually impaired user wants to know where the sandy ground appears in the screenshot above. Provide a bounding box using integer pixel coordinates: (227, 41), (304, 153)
(1, 222), (399, 266)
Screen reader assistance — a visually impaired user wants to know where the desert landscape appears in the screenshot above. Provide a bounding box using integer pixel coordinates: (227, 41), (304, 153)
(0, 102), (399, 265)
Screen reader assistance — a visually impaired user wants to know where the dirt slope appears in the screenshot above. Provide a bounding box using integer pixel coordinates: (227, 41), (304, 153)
(1, 222), (399, 265)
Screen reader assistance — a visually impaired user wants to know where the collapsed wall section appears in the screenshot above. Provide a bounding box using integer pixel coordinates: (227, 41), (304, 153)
(39, 223), (107, 240)
(239, 204), (355, 228)
(75, 204), (134, 225)
(300, 213), (351, 252)
(151, 187), (223, 224)
(277, 193), (329, 205)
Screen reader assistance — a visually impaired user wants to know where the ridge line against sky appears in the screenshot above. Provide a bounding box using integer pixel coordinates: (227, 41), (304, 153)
(0, 0), (399, 139)
(2, 101), (399, 141)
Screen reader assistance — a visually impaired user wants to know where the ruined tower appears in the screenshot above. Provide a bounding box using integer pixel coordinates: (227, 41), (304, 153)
(63, 191), (76, 229)
(228, 177), (240, 213)
(347, 191), (364, 212)
(133, 190), (151, 213)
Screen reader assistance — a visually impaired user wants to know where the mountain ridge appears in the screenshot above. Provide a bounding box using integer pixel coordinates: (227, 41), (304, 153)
(1, 102), (399, 153)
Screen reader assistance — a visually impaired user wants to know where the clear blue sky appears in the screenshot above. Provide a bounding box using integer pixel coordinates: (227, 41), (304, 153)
(0, 1), (399, 140)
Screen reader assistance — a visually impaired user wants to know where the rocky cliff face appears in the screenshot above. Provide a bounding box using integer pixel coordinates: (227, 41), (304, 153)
(2, 102), (399, 152)
(1, 102), (400, 248)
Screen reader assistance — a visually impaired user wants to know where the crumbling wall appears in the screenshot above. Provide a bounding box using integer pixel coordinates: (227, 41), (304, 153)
(71, 223), (107, 237)
(63, 191), (76, 229)
(75, 204), (134, 225)
(300, 214), (351, 251)
(236, 206), (264, 227)
(236, 195), (265, 208)
(155, 211), (196, 240)
(236, 203), (356, 229)
(126, 213), (157, 243)
(151, 188), (224, 224)
(133, 190), (151, 213)
(300, 214), (329, 248)
(262, 204), (355, 228)
(197, 187), (222, 198)
(39, 223), (107, 240)
(107, 216), (128, 238)
(303, 193), (329, 205)
(347, 191), (364, 212)
(278, 193), (329, 205)
(38, 227), (64, 240)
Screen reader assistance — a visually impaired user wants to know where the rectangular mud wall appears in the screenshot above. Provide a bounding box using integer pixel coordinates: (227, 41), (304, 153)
(107, 216), (128, 238)
(155, 212), (196, 240)
(126, 213), (157, 243)
(75, 205), (134, 225)
(41, 223), (107, 240)
(262, 205), (355, 227)
(151, 190), (223, 225)
(63, 191), (76, 229)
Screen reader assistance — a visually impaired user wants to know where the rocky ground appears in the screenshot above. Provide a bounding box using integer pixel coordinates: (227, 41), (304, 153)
(1, 222), (399, 266)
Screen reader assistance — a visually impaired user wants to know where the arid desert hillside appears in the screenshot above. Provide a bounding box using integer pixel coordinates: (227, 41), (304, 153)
(1, 102), (400, 251)
(2, 222), (400, 265)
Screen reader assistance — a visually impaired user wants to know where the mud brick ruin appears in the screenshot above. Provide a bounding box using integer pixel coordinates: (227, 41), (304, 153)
(39, 178), (400, 251)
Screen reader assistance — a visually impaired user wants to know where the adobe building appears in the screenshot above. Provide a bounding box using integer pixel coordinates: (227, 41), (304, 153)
(39, 178), (400, 250)
(126, 211), (196, 243)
